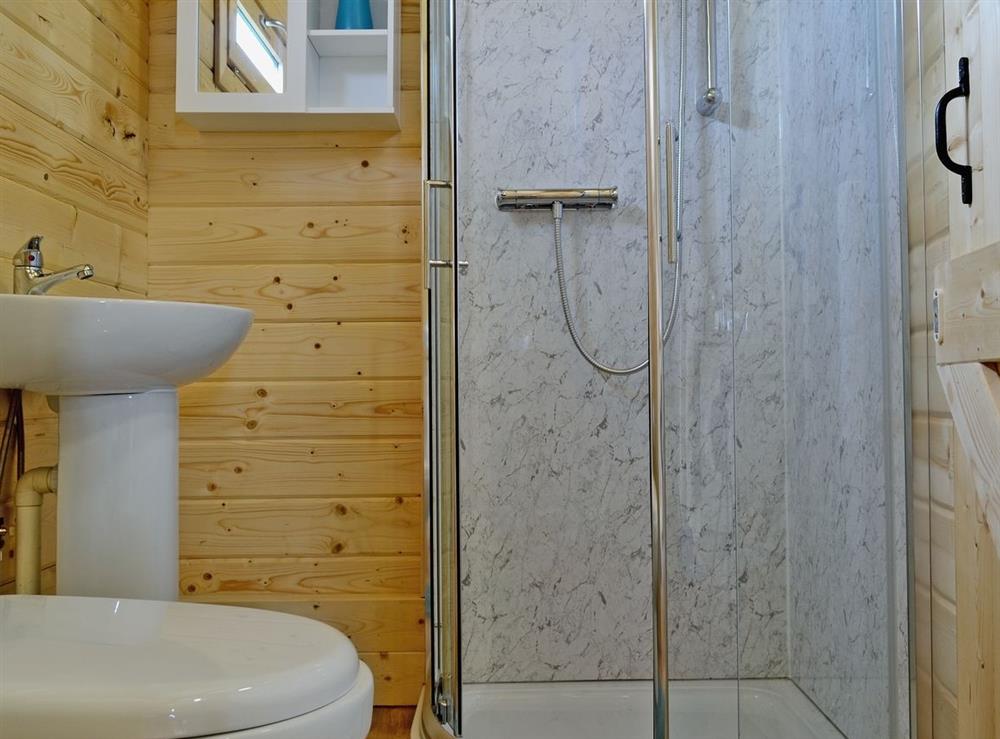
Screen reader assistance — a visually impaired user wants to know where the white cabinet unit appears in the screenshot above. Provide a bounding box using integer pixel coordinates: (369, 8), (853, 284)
(176, 0), (400, 130)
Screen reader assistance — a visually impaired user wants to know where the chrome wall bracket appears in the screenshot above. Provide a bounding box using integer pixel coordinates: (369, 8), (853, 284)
(429, 259), (469, 274)
(696, 0), (721, 117)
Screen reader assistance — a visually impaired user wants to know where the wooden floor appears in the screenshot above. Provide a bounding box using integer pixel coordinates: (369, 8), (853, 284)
(369, 707), (416, 739)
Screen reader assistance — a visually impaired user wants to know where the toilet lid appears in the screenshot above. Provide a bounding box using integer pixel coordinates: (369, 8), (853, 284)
(0, 595), (363, 739)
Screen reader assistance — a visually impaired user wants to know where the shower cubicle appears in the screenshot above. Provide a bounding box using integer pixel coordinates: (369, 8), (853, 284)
(421, 1), (910, 737)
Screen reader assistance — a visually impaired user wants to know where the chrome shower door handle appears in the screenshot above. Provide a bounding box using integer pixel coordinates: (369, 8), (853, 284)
(664, 121), (677, 265)
(424, 179), (465, 273)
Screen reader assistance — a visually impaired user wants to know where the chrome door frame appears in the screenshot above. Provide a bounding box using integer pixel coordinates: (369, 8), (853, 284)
(643, 2), (669, 737)
(421, 0), (462, 734)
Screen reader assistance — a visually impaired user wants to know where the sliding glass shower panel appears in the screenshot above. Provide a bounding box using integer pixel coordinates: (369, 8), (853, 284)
(727, 1), (909, 737)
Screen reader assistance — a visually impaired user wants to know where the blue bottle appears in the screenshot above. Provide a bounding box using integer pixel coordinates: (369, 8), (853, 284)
(335, 0), (374, 29)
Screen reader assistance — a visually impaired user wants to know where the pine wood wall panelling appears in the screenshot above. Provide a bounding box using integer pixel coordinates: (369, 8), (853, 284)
(205, 322), (421, 381)
(943, 0), (983, 260)
(179, 496), (422, 558)
(0, 11), (147, 173)
(908, 0), (957, 733)
(954, 438), (999, 739)
(2, 0), (149, 117)
(177, 380), (422, 439)
(361, 650), (424, 706)
(79, 0), (150, 57)
(150, 263), (422, 321)
(179, 439), (422, 499)
(148, 204), (419, 264)
(179, 556), (421, 598)
(149, 148), (420, 207)
(0, 95), (148, 233)
(148, 0), (424, 704)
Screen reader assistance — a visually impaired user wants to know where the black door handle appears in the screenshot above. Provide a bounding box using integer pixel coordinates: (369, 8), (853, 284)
(934, 57), (972, 205)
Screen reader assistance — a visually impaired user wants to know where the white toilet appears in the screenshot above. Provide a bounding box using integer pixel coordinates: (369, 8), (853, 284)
(0, 595), (374, 739)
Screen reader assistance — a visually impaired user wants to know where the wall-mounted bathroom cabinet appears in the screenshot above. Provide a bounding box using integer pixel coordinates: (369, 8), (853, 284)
(176, 0), (400, 130)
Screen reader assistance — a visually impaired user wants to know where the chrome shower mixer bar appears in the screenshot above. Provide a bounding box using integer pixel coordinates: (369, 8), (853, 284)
(495, 187), (618, 211)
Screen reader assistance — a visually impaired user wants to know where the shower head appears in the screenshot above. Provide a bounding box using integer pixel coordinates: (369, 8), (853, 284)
(495, 187), (618, 211)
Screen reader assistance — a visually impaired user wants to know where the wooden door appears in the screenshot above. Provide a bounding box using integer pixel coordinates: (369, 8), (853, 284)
(905, 0), (1000, 736)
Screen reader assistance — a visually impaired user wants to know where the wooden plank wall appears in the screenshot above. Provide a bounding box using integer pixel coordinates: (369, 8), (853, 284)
(0, 0), (150, 590)
(905, 1), (960, 734)
(146, 1), (424, 706)
(905, 0), (1000, 735)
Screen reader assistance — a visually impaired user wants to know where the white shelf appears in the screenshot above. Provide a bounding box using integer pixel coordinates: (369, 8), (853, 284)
(308, 29), (388, 58)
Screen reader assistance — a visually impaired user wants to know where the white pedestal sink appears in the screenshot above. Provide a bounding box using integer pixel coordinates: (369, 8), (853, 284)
(0, 295), (252, 600)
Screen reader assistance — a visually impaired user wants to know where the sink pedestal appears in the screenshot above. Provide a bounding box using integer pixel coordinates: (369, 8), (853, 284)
(57, 391), (179, 600)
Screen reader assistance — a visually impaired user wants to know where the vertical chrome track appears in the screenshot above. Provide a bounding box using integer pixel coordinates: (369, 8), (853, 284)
(420, 0), (462, 736)
(643, 1), (669, 738)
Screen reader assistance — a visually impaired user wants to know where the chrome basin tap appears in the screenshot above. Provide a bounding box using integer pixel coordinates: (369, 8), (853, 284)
(13, 236), (94, 295)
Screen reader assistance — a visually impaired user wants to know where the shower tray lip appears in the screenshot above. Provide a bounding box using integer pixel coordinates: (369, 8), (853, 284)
(457, 678), (842, 739)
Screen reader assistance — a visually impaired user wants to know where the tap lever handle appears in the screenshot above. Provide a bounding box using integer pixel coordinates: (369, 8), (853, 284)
(14, 236), (44, 268)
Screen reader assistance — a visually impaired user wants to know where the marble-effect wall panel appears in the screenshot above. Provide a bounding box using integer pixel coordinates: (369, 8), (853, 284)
(728, 0), (789, 678)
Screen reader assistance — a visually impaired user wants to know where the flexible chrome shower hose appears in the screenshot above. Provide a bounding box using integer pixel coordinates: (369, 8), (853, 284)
(553, 206), (681, 375)
(553, 0), (687, 376)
